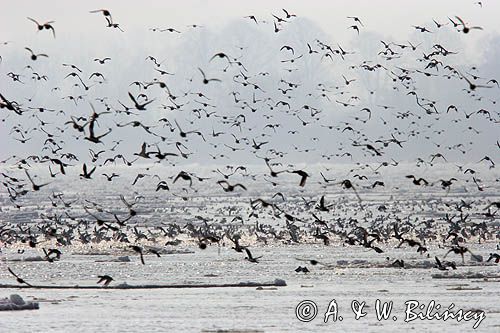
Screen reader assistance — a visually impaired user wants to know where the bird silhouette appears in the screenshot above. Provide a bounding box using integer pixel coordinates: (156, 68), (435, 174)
(454, 16), (483, 34)
(198, 68), (221, 84)
(244, 247), (262, 263)
(27, 17), (56, 37)
(25, 47), (48, 61)
(8, 267), (33, 286)
(129, 245), (145, 265)
(97, 275), (114, 286)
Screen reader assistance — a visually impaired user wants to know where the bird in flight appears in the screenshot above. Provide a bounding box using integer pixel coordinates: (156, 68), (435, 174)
(90, 9), (113, 23)
(7, 267), (33, 287)
(97, 275), (114, 287)
(25, 47), (48, 61)
(454, 16), (483, 34)
(198, 68), (221, 84)
(94, 57), (111, 64)
(129, 245), (146, 265)
(128, 92), (155, 110)
(25, 170), (50, 191)
(27, 17), (56, 37)
(217, 180), (247, 192)
(244, 247), (262, 263)
(347, 16), (364, 26)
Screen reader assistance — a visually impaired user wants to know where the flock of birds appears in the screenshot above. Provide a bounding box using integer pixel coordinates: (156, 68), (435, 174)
(0, 6), (499, 287)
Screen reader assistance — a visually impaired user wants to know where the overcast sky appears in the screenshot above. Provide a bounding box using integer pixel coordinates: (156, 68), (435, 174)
(1, 0), (499, 166)
(2, 1), (499, 41)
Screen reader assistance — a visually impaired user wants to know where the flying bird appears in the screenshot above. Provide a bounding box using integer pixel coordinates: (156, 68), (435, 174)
(27, 17), (56, 37)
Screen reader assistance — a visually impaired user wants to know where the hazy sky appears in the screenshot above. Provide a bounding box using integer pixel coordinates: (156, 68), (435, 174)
(2, 1), (498, 40)
(1, 0), (499, 166)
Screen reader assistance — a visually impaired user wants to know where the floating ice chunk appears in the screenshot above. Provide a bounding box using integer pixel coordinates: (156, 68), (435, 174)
(0, 295), (39, 311)
(273, 278), (286, 286)
(9, 294), (25, 305)
(470, 254), (483, 262)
